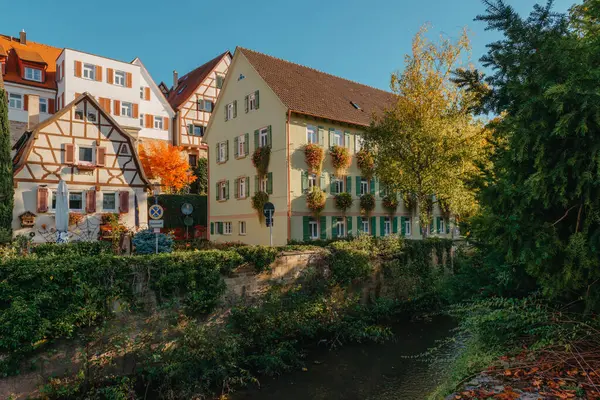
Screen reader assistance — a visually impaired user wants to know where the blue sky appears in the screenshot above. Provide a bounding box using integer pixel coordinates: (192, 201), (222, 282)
(3, 0), (577, 91)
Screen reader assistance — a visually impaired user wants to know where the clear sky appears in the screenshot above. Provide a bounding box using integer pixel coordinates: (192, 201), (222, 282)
(3, 0), (577, 91)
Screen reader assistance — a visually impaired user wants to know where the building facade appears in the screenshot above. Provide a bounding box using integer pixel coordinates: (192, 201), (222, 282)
(12, 93), (149, 243)
(165, 51), (231, 166)
(205, 48), (453, 246)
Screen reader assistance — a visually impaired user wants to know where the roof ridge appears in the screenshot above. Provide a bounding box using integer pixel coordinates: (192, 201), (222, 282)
(237, 47), (392, 95)
(0, 33), (62, 51)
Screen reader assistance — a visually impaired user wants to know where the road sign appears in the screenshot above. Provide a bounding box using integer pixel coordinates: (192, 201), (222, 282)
(153, 228), (161, 233)
(183, 216), (194, 226)
(263, 202), (275, 217)
(149, 220), (164, 228)
(149, 204), (164, 220)
(181, 203), (194, 216)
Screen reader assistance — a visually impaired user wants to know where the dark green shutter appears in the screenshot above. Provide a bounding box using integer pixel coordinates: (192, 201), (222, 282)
(331, 216), (338, 239)
(380, 183), (386, 198)
(187, 124), (193, 134)
(244, 133), (249, 155)
(320, 173), (326, 191)
(267, 172), (273, 194)
(215, 143), (219, 162)
(218, 222), (223, 234)
(244, 95), (249, 113)
(234, 178), (239, 199)
(370, 178), (375, 195)
(330, 177), (336, 194)
(344, 132), (351, 149)
(225, 140), (229, 161)
(234, 137), (239, 158)
(380, 217), (385, 236)
(225, 180), (230, 200)
(357, 216), (363, 233)
(210, 222), (214, 235)
(320, 216), (327, 239)
(255, 90), (259, 109)
(301, 171), (308, 192)
(303, 216), (310, 241)
(318, 126), (325, 145)
(401, 216), (406, 235)
(224, 104), (228, 121)
(371, 216), (376, 237)
(267, 125), (272, 147)
(254, 130), (259, 150)
(346, 176), (352, 193)
(392, 217), (398, 234)
(329, 128), (334, 148)
(346, 216), (352, 236)
(446, 219), (450, 234)
(246, 177), (250, 197)
(356, 177), (361, 196)
(233, 100), (237, 118)
(215, 182), (219, 200)
(436, 217), (441, 233)
(255, 175), (259, 193)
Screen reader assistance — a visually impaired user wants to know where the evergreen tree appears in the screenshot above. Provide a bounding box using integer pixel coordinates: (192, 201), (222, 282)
(460, 1), (600, 309)
(0, 86), (13, 242)
(190, 157), (208, 195)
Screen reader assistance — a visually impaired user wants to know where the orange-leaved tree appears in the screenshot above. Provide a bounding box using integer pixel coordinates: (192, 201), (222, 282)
(139, 141), (196, 193)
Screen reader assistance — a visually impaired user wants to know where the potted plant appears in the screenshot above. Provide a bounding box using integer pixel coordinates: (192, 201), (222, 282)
(251, 191), (269, 223)
(330, 145), (351, 176)
(334, 192), (353, 214)
(382, 194), (399, 215)
(252, 146), (271, 178)
(306, 188), (327, 217)
(304, 144), (324, 174)
(356, 149), (375, 180)
(359, 193), (375, 215)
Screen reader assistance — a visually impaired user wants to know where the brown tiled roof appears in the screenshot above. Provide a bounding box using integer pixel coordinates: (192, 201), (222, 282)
(167, 50), (231, 110)
(238, 47), (397, 127)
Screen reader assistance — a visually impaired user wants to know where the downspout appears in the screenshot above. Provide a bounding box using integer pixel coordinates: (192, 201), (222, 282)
(286, 109), (292, 243)
(207, 138), (211, 241)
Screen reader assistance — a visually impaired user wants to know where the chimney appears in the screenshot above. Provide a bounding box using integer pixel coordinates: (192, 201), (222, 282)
(19, 29), (26, 45)
(27, 95), (40, 129)
(173, 70), (178, 90)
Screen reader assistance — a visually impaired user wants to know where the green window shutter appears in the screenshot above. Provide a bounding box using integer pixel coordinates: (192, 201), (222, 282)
(346, 175), (352, 194)
(303, 216), (310, 242)
(234, 178), (239, 199)
(187, 124), (193, 134)
(357, 216), (363, 233)
(344, 132), (351, 149)
(320, 216), (327, 239)
(330, 177), (336, 194)
(267, 172), (273, 194)
(244, 133), (249, 155)
(301, 171), (308, 192)
(393, 216), (398, 234)
(245, 95), (249, 113)
(233, 100), (237, 118)
(267, 125), (272, 147)
(329, 128), (334, 148)
(246, 177), (250, 197)
(255, 90), (260, 109)
(331, 216), (338, 239)
(225, 140), (229, 161)
(234, 136), (239, 158)
(380, 183), (386, 198)
(225, 180), (230, 200)
(215, 182), (219, 200)
(224, 105), (228, 121)
(346, 216), (352, 236)
(370, 178), (375, 195)
(215, 143), (219, 162)
(318, 126), (325, 145)
(320, 173), (326, 191)
(380, 217), (385, 236)
(371, 216), (376, 237)
(401, 216), (406, 235)
(436, 217), (441, 234)
(255, 175), (259, 193)
(446, 219), (450, 234)
(210, 222), (214, 235)
(356, 176), (361, 196)
(218, 222), (223, 234)
(254, 130), (259, 150)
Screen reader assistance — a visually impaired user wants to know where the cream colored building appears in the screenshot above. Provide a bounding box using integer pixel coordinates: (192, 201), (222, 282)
(205, 47), (453, 246)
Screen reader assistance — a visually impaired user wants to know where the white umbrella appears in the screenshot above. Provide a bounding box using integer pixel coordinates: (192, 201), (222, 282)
(55, 180), (69, 243)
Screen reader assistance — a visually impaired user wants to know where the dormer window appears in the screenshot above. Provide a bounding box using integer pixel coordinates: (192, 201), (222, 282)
(24, 67), (42, 82)
(351, 101), (361, 110)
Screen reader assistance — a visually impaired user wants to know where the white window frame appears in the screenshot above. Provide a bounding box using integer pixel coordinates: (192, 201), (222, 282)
(307, 125), (318, 144)
(405, 220), (412, 236)
(114, 70), (126, 86)
(239, 177), (247, 199)
(87, 108), (98, 122)
(239, 221), (247, 235)
(238, 134), (246, 156)
(259, 176), (268, 192)
(333, 130), (344, 146)
(74, 106), (84, 120)
(259, 127), (268, 147)
(309, 220), (318, 240)
(154, 117), (163, 130)
(219, 181), (227, 201)
(24, 67), (42, 82)
(355, 135), (363, 152)
(121, 102), (133, 118)
(82, 63), (95, 80)
(216, 74), (224, 89)
(39, 98), (48, 114)
(102, 192), (117, 212)
(78, 146), (94, 164)
(333, 177), (344, 194)
(384, 217), (392, 236)
(226, 102), (234, 120)
(248, 92), (257, 111)
(140, 87), (144, 99)
(50, 191), (57, 211)
(223, 222), (232, 235)
(68, 191), (84, 212)
(218, 142), (227, 163)
(8, 93), (23, 110)
(362, 219), (370, 234)
(308, 173), (317, 190)
(440, 219), (445, 234)
(360, 179), (369, 196)
(336, 218), (346, 238)
(139, 113), (144, 127)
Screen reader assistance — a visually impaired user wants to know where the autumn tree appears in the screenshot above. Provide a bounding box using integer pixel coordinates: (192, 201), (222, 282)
(363, 25), (489, 237)
(0, 80), (13, 243)
(139, 141), (196, 193)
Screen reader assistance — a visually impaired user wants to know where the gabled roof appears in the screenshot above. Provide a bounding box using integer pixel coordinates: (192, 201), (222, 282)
(237, 47), (397, 127)
(167, 50), (231, 110)
(0, 34), (62, 90)
(13, 93), (150, 186)
(131, 57), (174, 116)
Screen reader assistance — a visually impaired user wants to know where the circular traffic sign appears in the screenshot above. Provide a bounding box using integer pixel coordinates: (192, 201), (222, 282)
(149, 204), (164, 220)
(183, 216), (194, 226)
(263, 202), (275, 217)
(181, 203), (194, 216)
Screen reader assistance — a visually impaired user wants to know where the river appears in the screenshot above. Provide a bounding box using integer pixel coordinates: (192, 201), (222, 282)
(231, 315), (456, 400)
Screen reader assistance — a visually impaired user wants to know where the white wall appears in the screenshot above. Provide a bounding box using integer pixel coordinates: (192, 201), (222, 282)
(5, 82), (55, 123)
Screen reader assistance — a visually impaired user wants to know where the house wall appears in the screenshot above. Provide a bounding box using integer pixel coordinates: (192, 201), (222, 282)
(5, 82), (55, 143)
(12, 96), (148, 243)
(206, 52), (288, 246)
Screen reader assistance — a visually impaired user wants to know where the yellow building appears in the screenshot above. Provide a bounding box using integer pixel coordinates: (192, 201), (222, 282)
(205, 47), (453, 246)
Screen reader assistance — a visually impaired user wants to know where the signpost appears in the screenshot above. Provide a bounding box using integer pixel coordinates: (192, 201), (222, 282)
(181, 203), (194, 240)
(263, 202), (275, 247)
(150, 184), (162, 254)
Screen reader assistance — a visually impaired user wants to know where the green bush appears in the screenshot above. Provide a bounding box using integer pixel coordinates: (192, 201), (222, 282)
(32, 241), (113, 257)
(328, 240), (372, 284)
(235, 245), (278, 272)
(132, 229), (174, 254)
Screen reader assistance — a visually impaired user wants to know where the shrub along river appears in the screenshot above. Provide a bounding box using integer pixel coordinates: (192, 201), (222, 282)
(232, 315), (456, 400)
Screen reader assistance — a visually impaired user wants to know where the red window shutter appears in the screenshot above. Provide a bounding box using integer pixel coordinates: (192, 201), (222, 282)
(99, 97), (109, 113)
(74, 60), (82, 77)
(119, 191), (130, 213)
(23, 95), (28, 111)
(37, 187), (49, 213)
(145, 114), (153, 129)
(95, 65), (102, 82)
(163, 117), (169, 131)
(96, 146), (106, 166)
(144, 87), (151, 101)
(113, 100), (121, 116)
(126, 72), (132, 88)
(132, 103), (139, 119)
(107, 68), (114, 84)
(65, 143), (75, 164)
(86, 190), (96, 213)
(48, 98), (55, 114)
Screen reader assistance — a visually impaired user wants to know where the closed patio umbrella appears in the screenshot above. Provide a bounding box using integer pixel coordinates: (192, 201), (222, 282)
(55, 179), (69, 243)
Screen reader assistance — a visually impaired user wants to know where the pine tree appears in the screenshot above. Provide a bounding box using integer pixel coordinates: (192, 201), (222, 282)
(0, 85), (13, 242)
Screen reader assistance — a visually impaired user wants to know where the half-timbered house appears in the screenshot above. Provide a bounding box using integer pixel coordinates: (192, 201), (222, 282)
(12, 92), (150, 242)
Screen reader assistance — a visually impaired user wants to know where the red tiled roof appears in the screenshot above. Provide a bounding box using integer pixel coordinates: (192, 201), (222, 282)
(0, 34), (62, 90)
(167, 50), (231, 110)
(238, 47), (397, 127)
